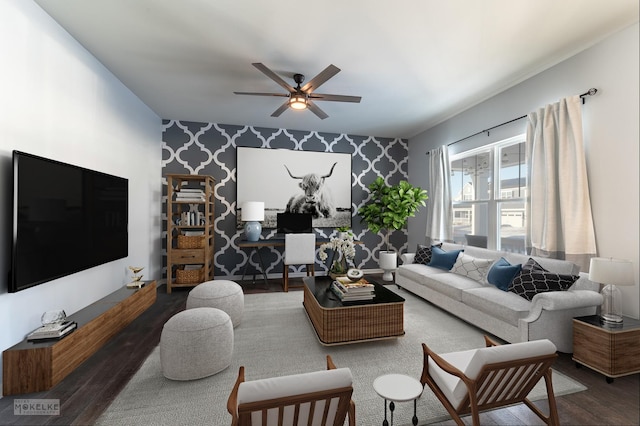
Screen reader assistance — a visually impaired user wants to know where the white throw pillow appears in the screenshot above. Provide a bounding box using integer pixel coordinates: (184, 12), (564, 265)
(451, 252), (494, 282)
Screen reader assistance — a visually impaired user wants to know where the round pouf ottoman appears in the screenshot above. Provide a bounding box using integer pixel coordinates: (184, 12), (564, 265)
(160, 307), (233, 380)
(186, 280), (244, 328)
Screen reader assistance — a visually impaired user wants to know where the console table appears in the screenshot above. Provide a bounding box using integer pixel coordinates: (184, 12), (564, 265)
(2, 281), (157, 396)
(237, 238), (362, 284)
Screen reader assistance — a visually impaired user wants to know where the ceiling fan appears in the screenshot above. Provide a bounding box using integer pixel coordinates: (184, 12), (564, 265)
(234, 63), (361, 120)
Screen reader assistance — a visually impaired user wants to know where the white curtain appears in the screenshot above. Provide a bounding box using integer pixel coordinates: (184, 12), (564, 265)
(525, 95), (596, 271)
(425, 145), (453, 243)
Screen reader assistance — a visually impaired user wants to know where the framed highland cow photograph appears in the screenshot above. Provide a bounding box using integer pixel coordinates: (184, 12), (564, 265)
(237, 147), (352, 229)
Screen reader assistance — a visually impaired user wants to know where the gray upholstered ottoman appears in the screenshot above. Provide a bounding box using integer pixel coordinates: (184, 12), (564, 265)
(160, 307), (233, 380)
(186, 280), (244, 328)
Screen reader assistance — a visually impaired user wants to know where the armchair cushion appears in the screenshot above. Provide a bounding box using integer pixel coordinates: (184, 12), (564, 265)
(237, 368), (353, 404)
(428, 339), (557, 408)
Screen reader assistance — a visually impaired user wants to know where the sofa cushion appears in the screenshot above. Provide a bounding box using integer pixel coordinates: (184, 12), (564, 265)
(429, 246), (463, 270)
(508, 258), (579, 301)
(424, 272), (484, 301)
(396, 263), (448, 284)
(487, 258), (522, 291)
(451, 253), (494, 282)
(415, 243), (442, 265)
(462, 287), (532, 326)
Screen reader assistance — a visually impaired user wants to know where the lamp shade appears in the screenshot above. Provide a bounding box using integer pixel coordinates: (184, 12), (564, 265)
(589, 257), (634, 286)
(241, 201), (264, 222)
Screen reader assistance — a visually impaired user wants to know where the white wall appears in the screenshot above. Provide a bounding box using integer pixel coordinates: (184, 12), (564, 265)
(0, 0), (162, 390)
(408, 23), (639, 319)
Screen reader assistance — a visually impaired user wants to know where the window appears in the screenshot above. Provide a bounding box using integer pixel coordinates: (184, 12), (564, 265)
(450, 136), (527, 253)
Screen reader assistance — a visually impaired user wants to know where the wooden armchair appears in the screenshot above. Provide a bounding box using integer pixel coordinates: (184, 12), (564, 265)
(227, 355), (355, 426)
(420, 336), (559, 426)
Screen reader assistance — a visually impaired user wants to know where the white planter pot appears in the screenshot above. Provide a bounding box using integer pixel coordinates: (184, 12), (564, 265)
(379, 251), (397, 282)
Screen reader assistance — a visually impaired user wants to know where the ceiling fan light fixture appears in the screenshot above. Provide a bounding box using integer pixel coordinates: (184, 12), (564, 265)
(289, 94), (307, 110)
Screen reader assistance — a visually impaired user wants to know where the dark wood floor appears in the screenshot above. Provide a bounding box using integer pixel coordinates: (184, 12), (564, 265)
(1, 276), (638, 425)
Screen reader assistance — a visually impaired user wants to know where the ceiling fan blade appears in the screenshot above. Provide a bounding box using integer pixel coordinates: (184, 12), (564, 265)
(271, 101), (290, 118)
(300, 64), (340, 93)
(234, 91), (288, 97)
(306, 100), (328, 120)
(252, 63), (295, 93)
(309, 93), (362, 103)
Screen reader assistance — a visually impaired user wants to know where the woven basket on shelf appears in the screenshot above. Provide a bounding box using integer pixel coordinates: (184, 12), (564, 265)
(177, 235), (205, 249)
(175, 267), (204, 284)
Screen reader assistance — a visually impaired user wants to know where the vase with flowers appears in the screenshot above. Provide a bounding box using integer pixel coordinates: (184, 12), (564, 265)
(319, 233), (356, 279)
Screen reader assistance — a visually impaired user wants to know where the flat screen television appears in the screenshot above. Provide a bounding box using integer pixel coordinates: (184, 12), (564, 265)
(10, 151), (129, 293)
(276, 213), (313, 234)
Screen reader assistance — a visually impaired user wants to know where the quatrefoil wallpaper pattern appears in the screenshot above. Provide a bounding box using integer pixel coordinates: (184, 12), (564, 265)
(162, 120), (410, 279)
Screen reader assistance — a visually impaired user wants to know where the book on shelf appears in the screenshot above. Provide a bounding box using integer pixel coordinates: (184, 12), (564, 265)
(27, 321), (77, 341)
(183, 264), (202, 270)
(180, 211), (204, 226)
(176, 189), (205, 201)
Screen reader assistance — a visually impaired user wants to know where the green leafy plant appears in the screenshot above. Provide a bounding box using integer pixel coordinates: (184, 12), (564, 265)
(358, 177), (428, 252)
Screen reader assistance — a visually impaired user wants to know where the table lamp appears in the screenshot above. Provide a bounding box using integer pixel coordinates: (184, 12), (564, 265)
(241, 201), (264, 242)
(589, 257), (634, 325)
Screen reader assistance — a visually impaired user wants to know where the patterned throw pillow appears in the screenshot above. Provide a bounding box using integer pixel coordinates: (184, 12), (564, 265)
(487, 257), (522, 291)
(451, 252), (494, 282)
(428, 246), (463, 271)
(508, 258), (578, 301)
(415, 243), (442, 265)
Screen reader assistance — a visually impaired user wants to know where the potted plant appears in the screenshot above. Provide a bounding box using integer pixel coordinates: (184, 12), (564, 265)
(358, 177), (428, 280)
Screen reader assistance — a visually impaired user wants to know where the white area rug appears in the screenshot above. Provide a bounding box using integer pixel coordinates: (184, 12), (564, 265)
(97, 286), (585, 425)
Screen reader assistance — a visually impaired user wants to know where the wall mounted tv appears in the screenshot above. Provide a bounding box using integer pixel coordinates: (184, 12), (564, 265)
(10, 151), (128, 293)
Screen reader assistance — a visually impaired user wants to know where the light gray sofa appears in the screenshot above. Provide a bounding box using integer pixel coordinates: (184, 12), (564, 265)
(396, 242), (603, 353)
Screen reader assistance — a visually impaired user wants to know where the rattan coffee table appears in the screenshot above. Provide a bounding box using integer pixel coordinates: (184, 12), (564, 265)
(302, 276), (405, 345)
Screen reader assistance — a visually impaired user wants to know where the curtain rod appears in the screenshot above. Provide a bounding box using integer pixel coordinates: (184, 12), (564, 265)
(426, 88), (597, 154)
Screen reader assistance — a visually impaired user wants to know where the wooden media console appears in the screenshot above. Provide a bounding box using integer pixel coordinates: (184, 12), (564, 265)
(2, 281), (156, 396)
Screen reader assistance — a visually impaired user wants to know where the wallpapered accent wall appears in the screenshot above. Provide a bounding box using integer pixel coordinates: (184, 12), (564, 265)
(161, 120), (409, 279)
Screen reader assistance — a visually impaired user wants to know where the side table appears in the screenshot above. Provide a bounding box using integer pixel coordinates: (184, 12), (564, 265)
(573, 315), (640, 383)
(373, 374), (423, 426)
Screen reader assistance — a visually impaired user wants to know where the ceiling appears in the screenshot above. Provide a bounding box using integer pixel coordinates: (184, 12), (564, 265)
(34, 0), (638, 139)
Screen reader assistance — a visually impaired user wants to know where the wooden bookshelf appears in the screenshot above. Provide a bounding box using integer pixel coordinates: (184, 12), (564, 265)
(2, 281), (156, 396)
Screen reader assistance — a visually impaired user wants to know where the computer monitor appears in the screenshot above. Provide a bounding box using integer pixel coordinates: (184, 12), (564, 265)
(277, 213), (313, 234)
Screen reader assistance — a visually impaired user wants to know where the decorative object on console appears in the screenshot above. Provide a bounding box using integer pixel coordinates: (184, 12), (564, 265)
(319, 233), (356, 278)
(41, 309), (66, 325)
(589, 257), (634, 325)
(241, 201), (264, 242)
(127, 266), (145, 289)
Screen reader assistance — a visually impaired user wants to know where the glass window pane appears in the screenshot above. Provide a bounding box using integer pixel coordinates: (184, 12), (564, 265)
(452, 205), (472, 245)
(498, 142), (526, 199)
(499, 201), (525, 253)
(450, 152), (491, 202)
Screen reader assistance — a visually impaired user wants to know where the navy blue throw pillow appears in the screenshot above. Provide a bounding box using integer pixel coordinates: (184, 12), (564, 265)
(428, 246), (462, 270)
(508, 258), (578, 301)
(414, 243), (442, 265)
(487, 257), (522, 291)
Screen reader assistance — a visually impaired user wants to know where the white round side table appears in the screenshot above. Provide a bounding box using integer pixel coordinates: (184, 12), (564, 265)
(373, 374), (423, 426)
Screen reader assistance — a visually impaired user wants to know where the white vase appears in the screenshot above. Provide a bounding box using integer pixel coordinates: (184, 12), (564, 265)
(379, 251), (397, 281)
